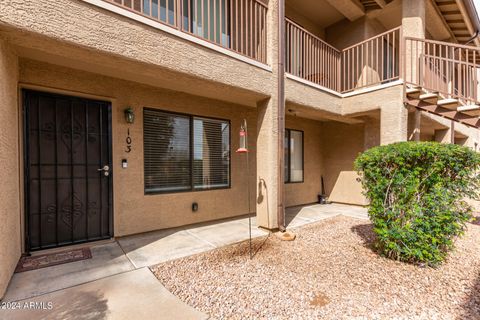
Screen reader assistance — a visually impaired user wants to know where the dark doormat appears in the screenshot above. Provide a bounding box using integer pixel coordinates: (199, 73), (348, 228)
(15, 248), (92, 273)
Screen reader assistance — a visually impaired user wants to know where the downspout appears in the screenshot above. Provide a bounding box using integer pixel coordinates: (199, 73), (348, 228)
(457, 0), (480, 45)
(277, 0), (286, 232)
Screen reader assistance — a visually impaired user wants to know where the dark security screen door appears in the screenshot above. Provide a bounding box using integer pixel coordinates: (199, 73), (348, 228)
(24, 90), (113, 251)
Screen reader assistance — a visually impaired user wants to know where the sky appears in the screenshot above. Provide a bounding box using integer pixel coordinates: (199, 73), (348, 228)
(475, 0), (480, 17)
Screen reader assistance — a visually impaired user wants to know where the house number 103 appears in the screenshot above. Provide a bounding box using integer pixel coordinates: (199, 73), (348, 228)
(125, 128), (132, 153)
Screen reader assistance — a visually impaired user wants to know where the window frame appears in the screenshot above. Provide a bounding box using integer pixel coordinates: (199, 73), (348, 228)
(143, 107), (231, 195)
(285, 128), (304, 184)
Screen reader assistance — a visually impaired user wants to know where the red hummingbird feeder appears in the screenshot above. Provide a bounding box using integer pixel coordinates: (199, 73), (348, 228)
(236, 121), (249, 153)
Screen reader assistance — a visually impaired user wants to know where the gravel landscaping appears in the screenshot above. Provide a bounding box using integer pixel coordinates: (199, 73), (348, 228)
(151, 215), (480, 319)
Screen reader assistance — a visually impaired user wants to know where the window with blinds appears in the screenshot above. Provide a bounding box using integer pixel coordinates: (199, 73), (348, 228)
(285, 129), (304, 183)
(144, 108), (230, 194)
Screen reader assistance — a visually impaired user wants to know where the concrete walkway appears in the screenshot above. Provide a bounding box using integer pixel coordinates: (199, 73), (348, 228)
(0, 268), (206, 320)
(1, 203), (367, 319)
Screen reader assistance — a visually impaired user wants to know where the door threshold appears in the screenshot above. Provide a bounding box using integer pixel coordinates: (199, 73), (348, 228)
(27, 238), (115, 257)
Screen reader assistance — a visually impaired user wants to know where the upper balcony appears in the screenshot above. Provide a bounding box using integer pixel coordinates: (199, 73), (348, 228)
(104, 0), (268, 63)
(286, 19), (401, 94)
(284, 0), (480, 127)
(284, 0), (403, 94)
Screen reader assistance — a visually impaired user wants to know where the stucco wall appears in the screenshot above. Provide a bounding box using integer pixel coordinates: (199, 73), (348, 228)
(326, 17), (387, 50)
(0, 0), (275, 106)
(284, 116), (323, 207)
(285, 4), (325, 39)
(19, 59), (258, 237)
(321, 121), (365, 197)
(0, 39), (21, 298)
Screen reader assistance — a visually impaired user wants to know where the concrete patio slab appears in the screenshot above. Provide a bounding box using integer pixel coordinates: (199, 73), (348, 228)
(0, 268), (207, 320)
(3, 242), (135, 302)
(186, 220), (268, 248)
(117, 228), (216, 268)
(286, 203), (368, 229)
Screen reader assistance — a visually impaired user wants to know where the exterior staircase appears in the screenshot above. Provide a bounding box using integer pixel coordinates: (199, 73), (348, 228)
(405, 85), (480, 127)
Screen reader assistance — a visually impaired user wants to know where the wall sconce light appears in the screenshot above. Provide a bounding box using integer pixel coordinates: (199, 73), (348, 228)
(124, 107), (135, 124)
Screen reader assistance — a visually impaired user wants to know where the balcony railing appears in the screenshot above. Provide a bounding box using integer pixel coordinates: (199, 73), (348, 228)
(286, 18), (341, 92)
(105, 0), (268, 63)
(341, 27), (401, 92)
(286, 20), (401, 94)
(404, 38), (480, 105)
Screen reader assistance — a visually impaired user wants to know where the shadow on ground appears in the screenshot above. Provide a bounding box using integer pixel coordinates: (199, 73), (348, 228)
(470, 215), (480, 226)
(350, 223), (377, 252)
(5, 290), (109, 320)
(459, 273), (480, 320)
(285, 206), (302, 227)
(48, 290), (109, 320)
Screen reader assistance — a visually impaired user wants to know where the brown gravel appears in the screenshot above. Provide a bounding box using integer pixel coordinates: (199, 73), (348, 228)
(151, 216), (480, 319)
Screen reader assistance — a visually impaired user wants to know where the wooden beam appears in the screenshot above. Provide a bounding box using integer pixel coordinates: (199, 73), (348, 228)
(324, 0), (365, 21)
(437, 1), (457, 7)
(373, 0), (387, 8)
(406, 98), (480, 128)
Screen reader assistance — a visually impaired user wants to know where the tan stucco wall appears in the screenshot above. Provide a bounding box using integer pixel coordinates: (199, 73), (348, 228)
(0, 39), (21, 298)
(321, 121), (365, 197)
(285, 4), (325, 39)
(343, 85), (408, 145)
(0, 0), (274, 108)
(19, 59), (258, 237)
(285, 116), (323, 207)
(326, 16), (387, 50)
(328, 171), (368, 206)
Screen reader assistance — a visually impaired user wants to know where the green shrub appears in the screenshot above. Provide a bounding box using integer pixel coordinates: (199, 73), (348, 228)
(355, 141), (480, 266)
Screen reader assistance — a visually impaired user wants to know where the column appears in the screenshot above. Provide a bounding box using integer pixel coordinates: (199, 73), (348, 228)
(256, 0), (283, 230)
(380, 93), (409, 145)
(0, 38), (21, 299)
(402, 0), (426, 84)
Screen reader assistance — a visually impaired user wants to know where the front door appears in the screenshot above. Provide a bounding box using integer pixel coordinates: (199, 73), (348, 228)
(23, 90), (113, 251)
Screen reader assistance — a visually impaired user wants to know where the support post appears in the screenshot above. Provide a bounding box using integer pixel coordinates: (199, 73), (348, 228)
(414, 109), (421, 141)
(277, 0), (285, 232)
(450, 120), (455, 144)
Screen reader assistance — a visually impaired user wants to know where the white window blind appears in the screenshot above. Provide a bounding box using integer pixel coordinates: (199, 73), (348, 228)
(144, 109), (230, 194)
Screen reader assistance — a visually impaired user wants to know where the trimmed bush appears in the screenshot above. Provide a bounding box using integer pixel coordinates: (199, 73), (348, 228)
(355, 141), (480, 266)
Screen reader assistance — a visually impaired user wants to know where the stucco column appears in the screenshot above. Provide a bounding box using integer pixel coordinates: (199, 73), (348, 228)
(407, 109), (421, 141)
(434, 128), (452, 143)
(0, 38), (21, 298)
(402, 0), (425, 39)
(256, 0), (281, 230)
(256, 98), (280, 229)
(402, 0), (425, 84)
(380, 102), (408, 145)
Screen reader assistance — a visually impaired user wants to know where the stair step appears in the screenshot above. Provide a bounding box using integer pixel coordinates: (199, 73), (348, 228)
(458, 105), (480, 116)
(407, 85), (422, 90)
(406, 88), (422, 98)
(437, 98), (459, 110)
(419, 93), (439, 103)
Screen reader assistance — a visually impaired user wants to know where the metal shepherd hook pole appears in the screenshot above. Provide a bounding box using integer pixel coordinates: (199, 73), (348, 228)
(236, 119), (252, 259)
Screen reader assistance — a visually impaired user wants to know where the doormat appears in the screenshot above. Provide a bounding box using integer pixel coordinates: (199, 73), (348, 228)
(15, 248), (92, 273)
